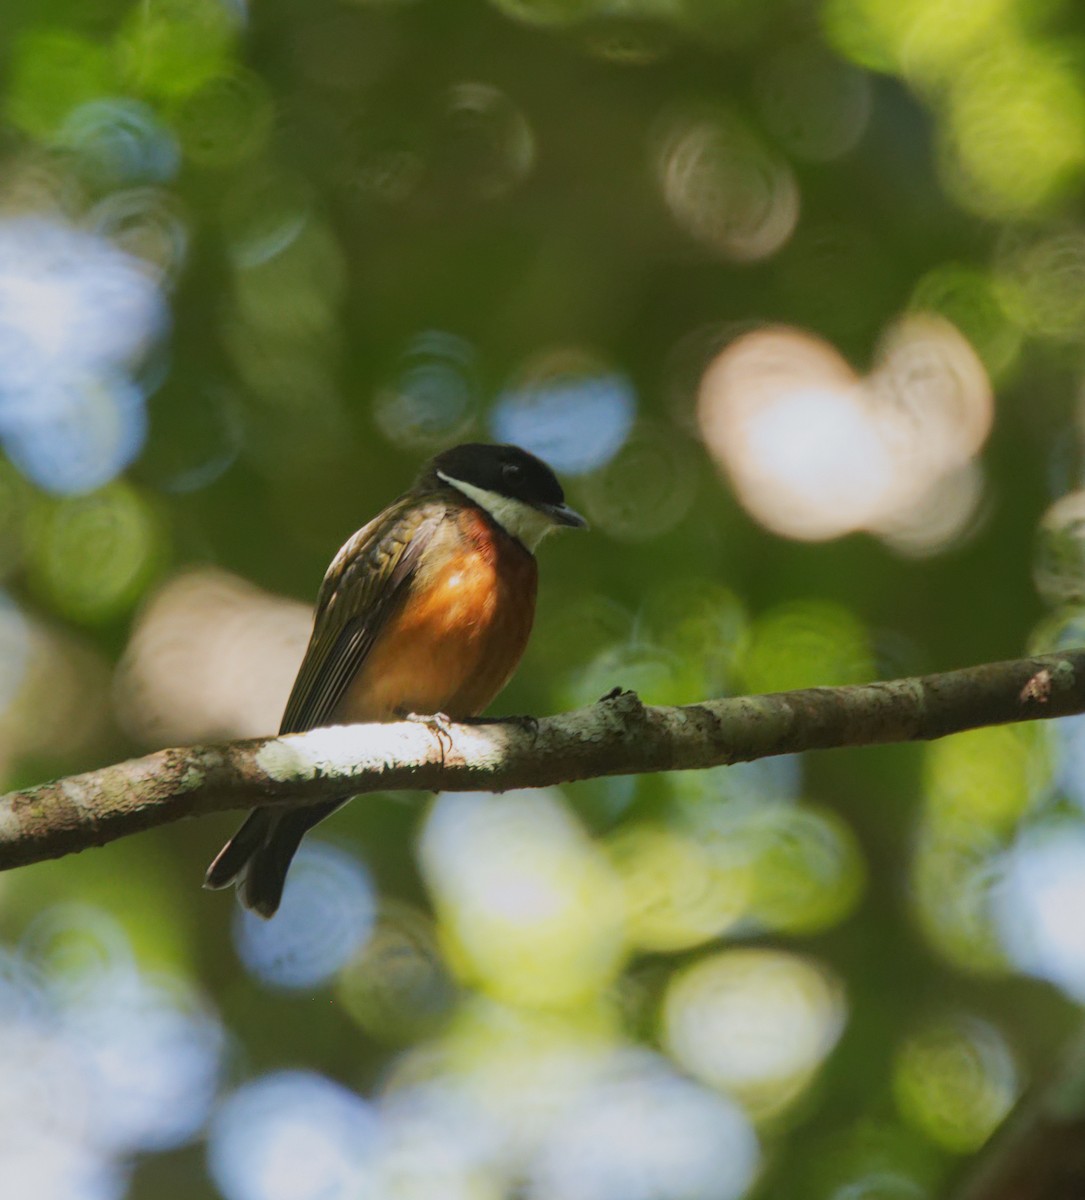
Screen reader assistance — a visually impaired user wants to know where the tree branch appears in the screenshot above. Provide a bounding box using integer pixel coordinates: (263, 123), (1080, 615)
(1, 650), (1082, 872)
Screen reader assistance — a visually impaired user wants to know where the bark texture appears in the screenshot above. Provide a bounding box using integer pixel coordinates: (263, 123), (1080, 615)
(1, 650), (1082, 871)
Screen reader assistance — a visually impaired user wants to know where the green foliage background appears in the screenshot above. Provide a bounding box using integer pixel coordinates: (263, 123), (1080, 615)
(2, 1), (1085, 1198)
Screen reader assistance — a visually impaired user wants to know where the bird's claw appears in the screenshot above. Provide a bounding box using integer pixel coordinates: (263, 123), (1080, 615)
(400, 710), (454, 762)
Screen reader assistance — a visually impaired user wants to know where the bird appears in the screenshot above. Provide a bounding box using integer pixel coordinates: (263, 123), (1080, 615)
(204, 442), (587, 917)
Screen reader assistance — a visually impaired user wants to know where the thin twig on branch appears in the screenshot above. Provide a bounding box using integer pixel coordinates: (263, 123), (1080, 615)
(0, 650), (1082, 873)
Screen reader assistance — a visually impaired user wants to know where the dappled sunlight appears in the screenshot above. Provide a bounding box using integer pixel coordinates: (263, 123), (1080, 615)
(24, 481), (161, 623)
(1034, 490), (1085, 604)
(419, 790), (626, 1006)
(737, 598), (874, 693)
(606, 823), (750, 952)
(491, 348), (636, 476)
(0, 604), (112, 782)
(692, 800), (867, 936)
(374, 330), (480, 451)
(208, 1071), (377, 1200)
(656, 107), (800, 263)
(914, 726), (1048, 972)
(436, 81), (536, 200)
(233, 841), (376, 991)
(753, 40), (872, 163)
(0, 905), (224, 1199)
(893, 1014), (1019, 1154)
(578, 422), (699, 541)
(525, 1050), (760, 1200)
(0, 215), (166, 494)
(995, 822), (1085, 1002)
(698, 317), (992, 549)
(337, 901), (459, 1045)
(662, 948), (847, 1120)
(114, 567), (311, 744)
(1, 0), (1081, 1194)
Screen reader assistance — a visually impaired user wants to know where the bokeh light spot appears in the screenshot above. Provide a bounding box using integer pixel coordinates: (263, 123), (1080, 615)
(233, 841), (376, 991)
(5, 29), (115, 140)
(940, 44), (1085, 219)
(114, 568), (311, 745)
(208, 1071), (376, 1200)
(698, 318), (992, 546)
(370, 1080), (506, 1199)
(739, 804), (866, 935)
(996, 821), (1085, 1002)
(893, 1015), (1018, 1153)
(923, 726), (1039, 837)
(337, 902), (458, 1044)
(0, 906), (224, 1197)
(60, 99), (181, 187)
(0, 216), (166, 495)
(374, 330), (479, 451)
(909, 263), (1021, 379)
(579, 422), (697, 541)
(754, 41), (872, 163)
(1034, 491), (1085, 606)
(563, 639), (687, 712)
(491, 349), (635, 476)
(436, 81), (536, 200)
(25, 482), (161, 623)
(176, 69), (276, 168)
(656, 108), (800, 262)
(912, 830), (1006, 973)
(739, 599), (873, 694)
(420, 789), (626, 1006)
(0, 593), (32, 717)
(117, 0), (241, 101)
(606, 824), (749, 952)
(663, 949), (847, 1119)
(88, 187), (190, 286)
(997, 227), (1085, 345)
(529, 1052), (761, 1200)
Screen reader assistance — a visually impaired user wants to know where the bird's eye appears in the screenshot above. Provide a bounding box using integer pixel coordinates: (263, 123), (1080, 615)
(502, 462), (525, 483)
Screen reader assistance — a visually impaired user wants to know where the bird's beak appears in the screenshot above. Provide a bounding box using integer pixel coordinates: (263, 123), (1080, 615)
(542, 502), (588, 529)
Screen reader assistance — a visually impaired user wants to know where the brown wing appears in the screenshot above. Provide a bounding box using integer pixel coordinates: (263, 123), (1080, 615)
(279, 496), (446, 734)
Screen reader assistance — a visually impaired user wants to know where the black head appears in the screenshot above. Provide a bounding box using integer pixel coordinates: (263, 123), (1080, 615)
(422, 442), (587, 545)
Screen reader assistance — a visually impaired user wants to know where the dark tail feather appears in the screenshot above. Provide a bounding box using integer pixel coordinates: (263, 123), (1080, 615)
(204, 809), (271, 891)
(204, 801), (344, 919)
(238, 813), (312, 918)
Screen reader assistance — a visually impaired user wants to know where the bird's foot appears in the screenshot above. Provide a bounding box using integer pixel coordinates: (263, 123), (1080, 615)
(399, 709), (454, 762)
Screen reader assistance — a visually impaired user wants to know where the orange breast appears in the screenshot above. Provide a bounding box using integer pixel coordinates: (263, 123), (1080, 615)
(332, 508), (538, 722)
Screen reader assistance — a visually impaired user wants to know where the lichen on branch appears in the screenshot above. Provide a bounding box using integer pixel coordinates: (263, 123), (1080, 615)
(0, 651), (1082, 873)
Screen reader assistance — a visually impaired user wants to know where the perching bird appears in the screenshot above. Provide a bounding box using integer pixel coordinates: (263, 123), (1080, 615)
(204, 442), (586, 917)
